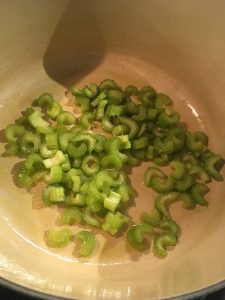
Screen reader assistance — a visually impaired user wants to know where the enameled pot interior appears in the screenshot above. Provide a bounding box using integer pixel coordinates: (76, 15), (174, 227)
(0, 1), (225, 299)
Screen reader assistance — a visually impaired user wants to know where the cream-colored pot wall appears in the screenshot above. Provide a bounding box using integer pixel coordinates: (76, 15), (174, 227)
(0, 1), (225, 299)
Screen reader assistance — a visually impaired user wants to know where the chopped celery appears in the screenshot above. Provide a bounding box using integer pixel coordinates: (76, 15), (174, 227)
(46, 228), (72, 248)
(76, 231), (96, 257)
(104, 191), (121, 212)
(2, 81), (224, 260)
(28, 110), (50, 129)
(61, 207), (82, 225)
(102, 212), (129, 235)
(42, 185), (65, 205)
(43, 150), (66, 168)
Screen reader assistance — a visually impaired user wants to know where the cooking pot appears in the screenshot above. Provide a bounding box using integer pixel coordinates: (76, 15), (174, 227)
(0, 0), (225, 299)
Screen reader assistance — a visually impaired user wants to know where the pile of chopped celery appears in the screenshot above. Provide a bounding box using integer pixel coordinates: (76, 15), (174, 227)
(2, 79), (224, 258)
